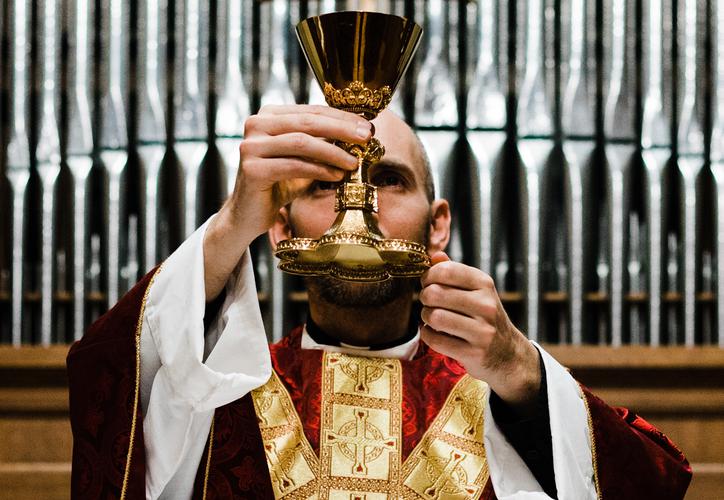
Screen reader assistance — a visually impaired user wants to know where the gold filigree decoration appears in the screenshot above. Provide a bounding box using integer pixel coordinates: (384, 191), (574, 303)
(337, 138), (385, 165)
(324, 82), (392, 116)
(334, 183), (378, 213)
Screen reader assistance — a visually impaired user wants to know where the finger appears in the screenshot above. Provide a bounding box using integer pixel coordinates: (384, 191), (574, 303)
(420, 251), (450, 285)
(246, 157), (347, 185)
(248, 112), (372, 145)
(420, 324), (469, 359)
(419, 284), (499, 321)
(258, 104), (365, 124)
(430, 251), (450, 266)
(421, 306), (492, 344)
(242, 133), (359, 170)
(421, 260), (495, 291)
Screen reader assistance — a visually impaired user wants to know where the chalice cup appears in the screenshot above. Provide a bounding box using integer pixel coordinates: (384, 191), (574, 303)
(274, 11), (428, 282)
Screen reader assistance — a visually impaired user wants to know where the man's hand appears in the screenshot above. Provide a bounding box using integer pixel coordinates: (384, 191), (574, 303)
(420, 252), (542, 415)
(203, 105), (372, 301)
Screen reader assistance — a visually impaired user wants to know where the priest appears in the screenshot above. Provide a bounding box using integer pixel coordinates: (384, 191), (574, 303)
(67, 105), (691, 499)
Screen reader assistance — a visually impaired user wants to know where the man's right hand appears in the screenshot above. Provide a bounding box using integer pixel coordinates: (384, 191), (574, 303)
(203, 105), (372, 301)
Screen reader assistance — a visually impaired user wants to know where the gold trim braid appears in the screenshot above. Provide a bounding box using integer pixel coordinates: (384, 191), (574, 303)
(120, 265), (164, 500)
(202, 417), (215, 500)
(579, 383), (602, 499)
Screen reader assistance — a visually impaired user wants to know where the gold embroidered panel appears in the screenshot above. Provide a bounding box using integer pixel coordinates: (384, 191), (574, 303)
(250, 353), (490, 500)
(252, 370), (319, 498)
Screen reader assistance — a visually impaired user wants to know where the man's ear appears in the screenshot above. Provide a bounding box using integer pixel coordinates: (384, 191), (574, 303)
(427, 199), (451, 255)
(268, 206), (293, 250)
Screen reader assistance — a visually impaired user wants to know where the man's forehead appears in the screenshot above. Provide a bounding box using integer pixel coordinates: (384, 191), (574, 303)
(371, 111), (425, 176)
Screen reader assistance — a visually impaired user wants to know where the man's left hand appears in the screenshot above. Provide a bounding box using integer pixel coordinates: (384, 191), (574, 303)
(420, 252), (542, 415)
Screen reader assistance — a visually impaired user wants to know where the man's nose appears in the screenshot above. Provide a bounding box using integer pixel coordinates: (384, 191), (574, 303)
(371, 211), (388, 237)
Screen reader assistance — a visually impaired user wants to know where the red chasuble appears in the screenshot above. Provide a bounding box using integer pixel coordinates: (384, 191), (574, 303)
(67, 269), (691, 499)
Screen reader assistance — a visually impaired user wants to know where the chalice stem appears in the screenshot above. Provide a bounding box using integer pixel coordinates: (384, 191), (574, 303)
(351, 156), (363, 184)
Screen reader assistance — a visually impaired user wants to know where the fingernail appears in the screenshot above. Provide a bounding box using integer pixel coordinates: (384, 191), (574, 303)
(356, 123), (371, 140)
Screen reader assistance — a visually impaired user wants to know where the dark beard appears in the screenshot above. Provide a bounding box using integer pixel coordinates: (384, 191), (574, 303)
(289, 207), (431, 307)
(304, 275), (416, 307)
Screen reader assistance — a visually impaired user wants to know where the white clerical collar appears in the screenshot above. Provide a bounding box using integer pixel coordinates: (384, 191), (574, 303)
(300, 326), (421, 361)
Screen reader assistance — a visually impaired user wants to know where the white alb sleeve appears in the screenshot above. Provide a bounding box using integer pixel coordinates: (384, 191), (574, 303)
(483, 342), (598, 500)
(139, 218), (272, 500)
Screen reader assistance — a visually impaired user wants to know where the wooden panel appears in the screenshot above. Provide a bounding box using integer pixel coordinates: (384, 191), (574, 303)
(0, 388), (68, 412)
(0, 418), (72, 463)
(589, 388), (724, 414)
(544, 345), (724, 369)
(686, 464), (724, 500)
(0, 465), (720, 500)
(0, 463), (70, 500)
(4, 344), (723, 370)
(0, 346), (70, 369)
(646, 417), (724, 464)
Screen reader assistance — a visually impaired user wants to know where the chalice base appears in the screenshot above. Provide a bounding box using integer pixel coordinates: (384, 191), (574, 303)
(275, 235), (430, 282)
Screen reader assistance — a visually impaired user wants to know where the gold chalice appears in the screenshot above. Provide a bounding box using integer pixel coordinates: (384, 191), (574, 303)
(274, 11), (428, 282)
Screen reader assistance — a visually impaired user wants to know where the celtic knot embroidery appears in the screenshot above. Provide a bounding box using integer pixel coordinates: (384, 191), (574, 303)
(418, 449), (478, 499)
(328, 354), (397, 394)
(324, 408), (398, 476)
(453, 384), (486, 439)
(264, 441), (300, 494)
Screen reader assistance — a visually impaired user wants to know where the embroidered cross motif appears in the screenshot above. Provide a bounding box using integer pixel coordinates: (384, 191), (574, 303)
(329, 354), (397, 394)
(324, 408), (398, 476)
(255, 385), (283, 427)
(420, 449), (478, 499)
(453, 384), (485, 438)
(263, 441), (299, 494)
